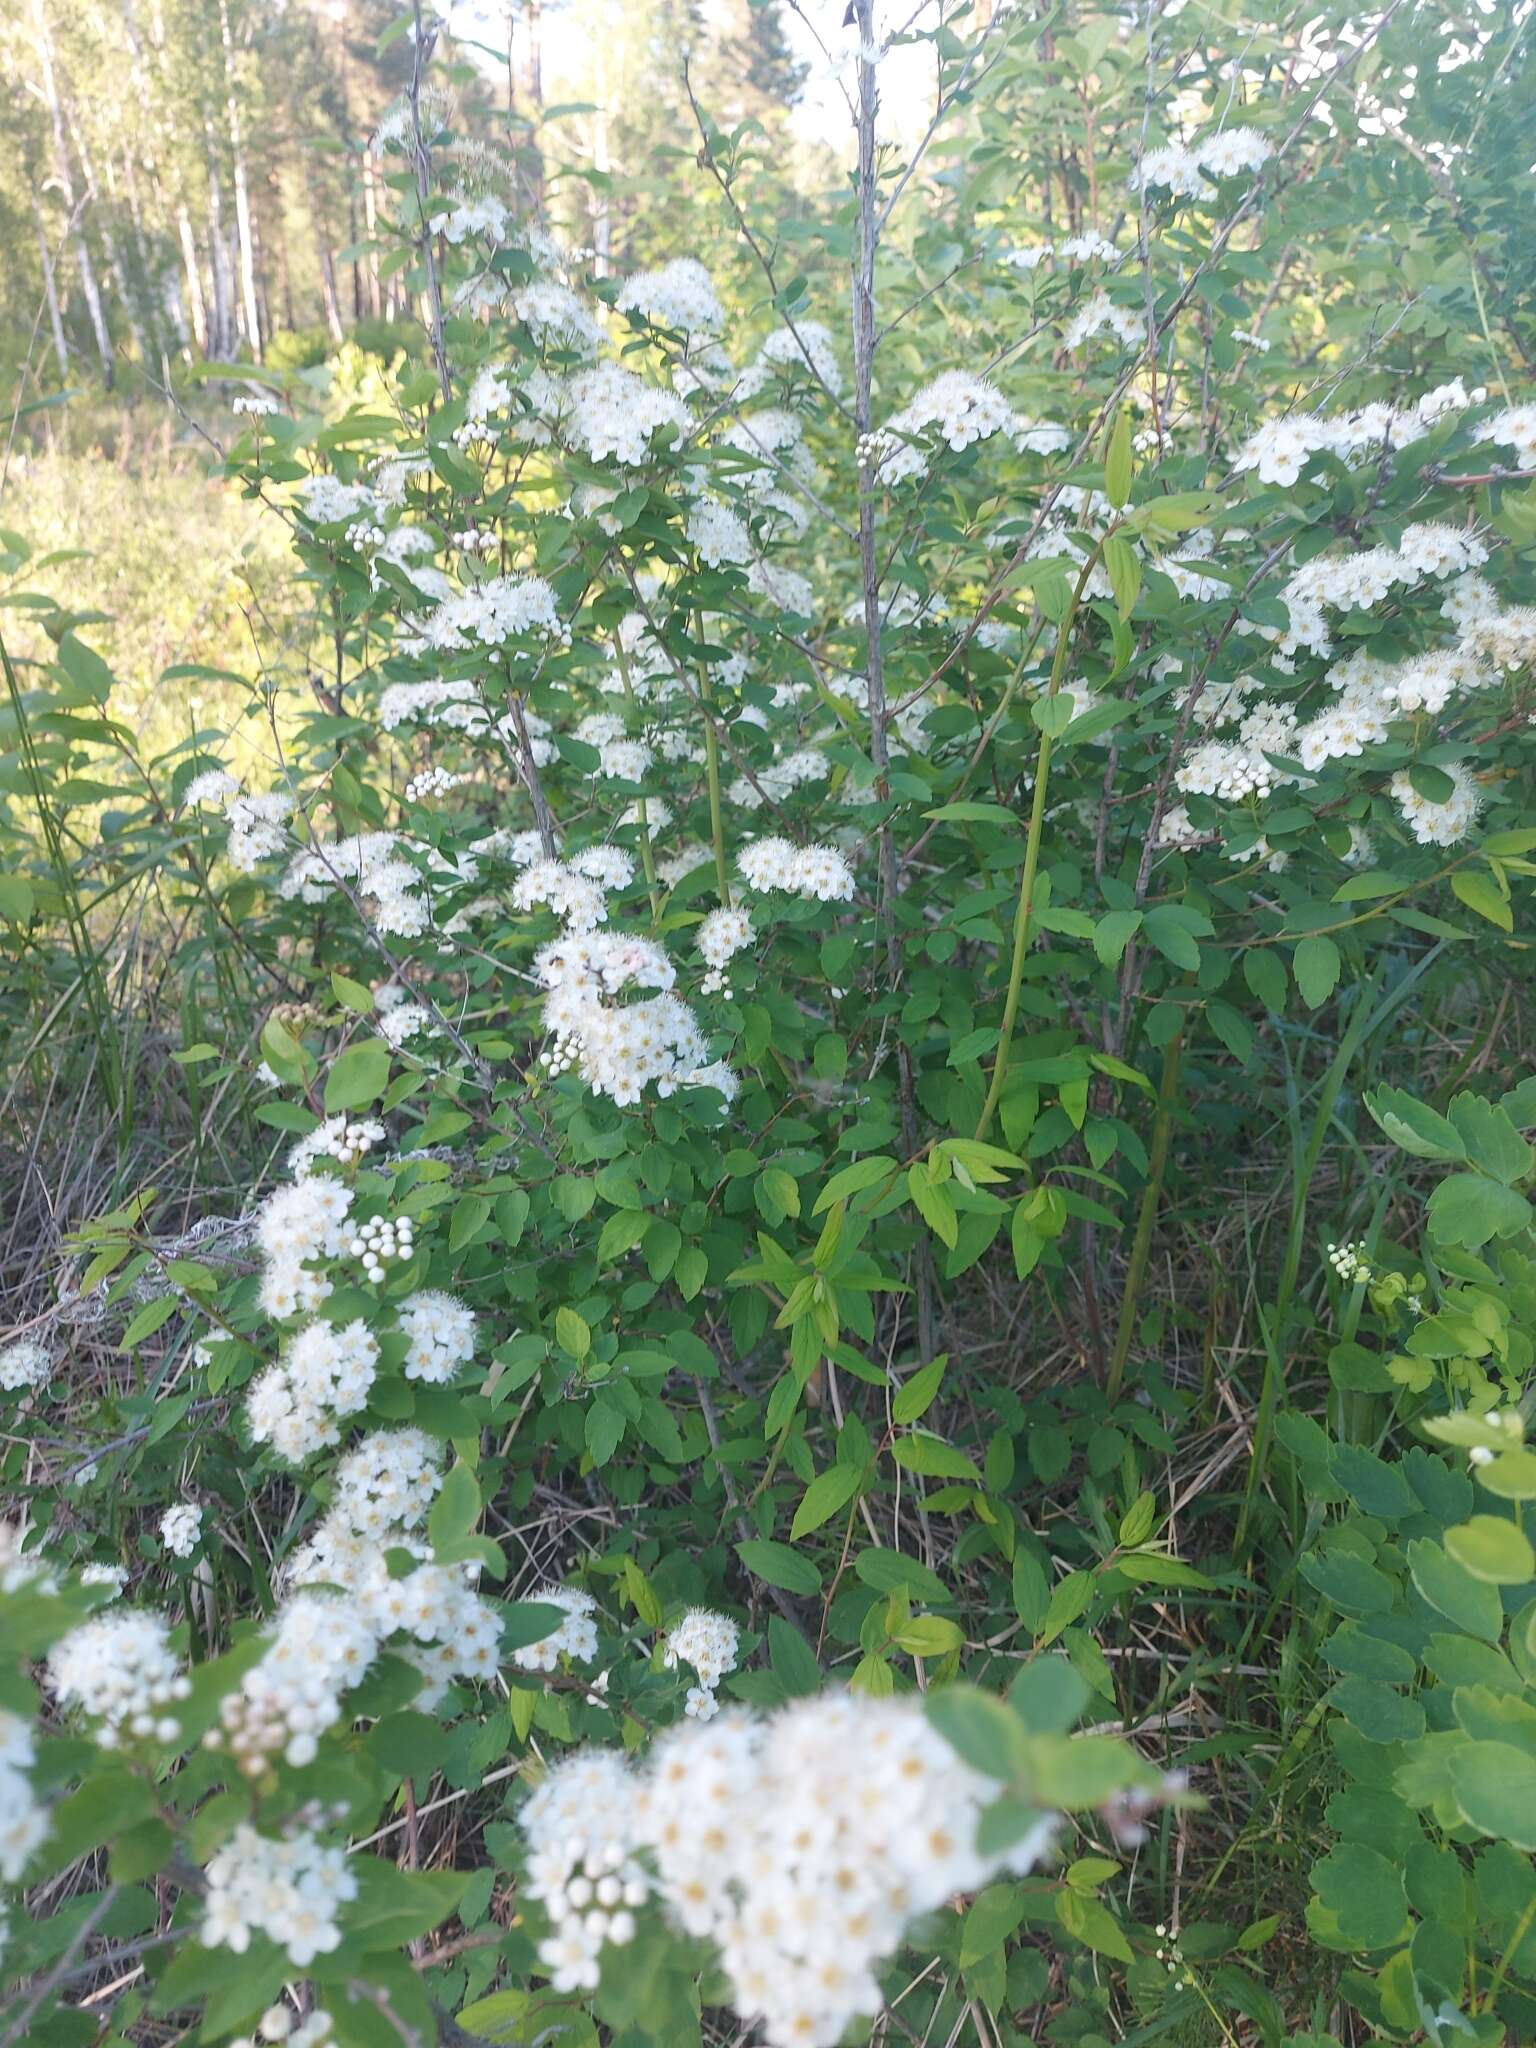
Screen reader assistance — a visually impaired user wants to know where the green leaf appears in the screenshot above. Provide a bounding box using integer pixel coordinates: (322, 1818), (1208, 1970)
(892, 1434), (982, 1484)
(735, 1539), (822, 1595)
(1451, 869), (1512, 932)
(1092, 910), (1141, 967)
(1407, 1537), (1506, 1642)
(324, 1039), (391, 1113)
(1057, 1886), (1132, 1962)
(790, 1463), (861, 1540)
(1104, 411), (1133, 509)
(1243, 947), (1287, 1014)
(555, 1306), (592, 1360)
(960, 1882), (1027, 1965)
(1445, 1515), (1536, 1585)
(1427, 1174), (1532, 1249)
(1448, 1741), (1536, 1850)
(925, 1684), (1031, 1780)
(813, 1156), (897, 1215)
(1292, 934), (1341, 1010)
(892, 1354), (948, 1425)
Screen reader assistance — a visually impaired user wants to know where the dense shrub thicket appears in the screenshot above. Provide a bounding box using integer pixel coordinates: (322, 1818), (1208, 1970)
(3, 3), (1536, 2045)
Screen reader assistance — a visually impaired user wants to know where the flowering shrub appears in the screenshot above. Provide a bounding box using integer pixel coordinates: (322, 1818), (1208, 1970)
(2, 1), (1535, 2044)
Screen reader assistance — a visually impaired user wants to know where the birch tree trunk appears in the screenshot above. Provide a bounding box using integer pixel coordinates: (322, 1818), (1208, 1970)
(31, 191), (70, 379)
(218, 0), (262, 360)
(30, 0), (114, 386)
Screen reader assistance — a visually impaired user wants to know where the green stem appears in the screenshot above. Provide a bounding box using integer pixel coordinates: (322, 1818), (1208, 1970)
(973, 544), (1105, 1142)
(698, 656), (732, 909)
(1105, 1020), (1185, 1404)
(609, 636), (660, 924)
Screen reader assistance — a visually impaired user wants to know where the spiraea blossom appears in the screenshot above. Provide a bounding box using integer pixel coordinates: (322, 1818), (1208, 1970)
(862, 372), (1069, 484)
(202, 1825), (357, 1967)
(287, 1116), (385, 1178)
(255, 1174), (355, 1318)
(513, 1586), (601, 1673)
(616, 257), (724, 333)
(1390, 764), (1485, 846)
(738, 836), (856, 902)
(564, 362), (692, 467)
(47, 1610), (191, 1747)
(397, 1290), (477, 1383)
(245, 1318), (380, 1463)
(159, 1505), (203, 1558)
(416, 574), (569, 651)
(695, 906), (754, 993)
(224, 790), (293, 870)
(662, 1607), (740, 1718)
(0, 1709), (49, 1882)
(0, 1338), (51, 1393)
(521, 1695), (1057, 2048)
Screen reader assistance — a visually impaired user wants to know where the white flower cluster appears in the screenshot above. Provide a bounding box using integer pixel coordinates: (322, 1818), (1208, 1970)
(862, 371), (1069, 484)
(377, 676), (540, 754)
(256, 1174), (355, 1318)
(727, 747), (828, 812)
(564, 362), (692, 467)
(738, 836), (856, 901)
(288, 1116), (385, 1178)
(513, 279), (607, 355)
(1390, 764), (1484, 846)
(1176, 701), (1298, 804)
(297, 475), (379, 527)
(0, 1710), (48, 1881)
(522, 1751), (650, 1990)
(1062, 289), (1143, 351)
(1327, 1240), (1372, 1283)
(514, 857), (611, 933)
(183, 767), (240, 808)
(521, 1694), (1057, 2048)
(230, 2008), (335, 2048)
(0, 1338), (50, 1393)
(1442, 571), (1536, 672)
(47, 1610), (191, 1747)
(1133, 126), (1272, 198)
(513, 1585), (601, 1673)
(280, 830), (451, 940)
(739, 320), (844, 397)
(1483, 402), (1536, 469)
(538, 934), (733, 1108)
(687, 497), (753, 566)
(397, 1289), (477, 1383)
(616, 257), (724, 333)
(349, 1212), (415, 1282)
(1234, 382), (1487, 488)
(662, 1607), (740, 1719)
(695, 906), (754, 994)
(225, 790), (294, 870)
(1006, 230), (1120, 270)
(160, 1504), (203, 1558)
(202, 1824), (357, 1967)
(379, 999), (437, 1050)
(417, 573), (569, 651)
(1275, 523), (1489, 661)
(246, 1319), (379, 1463)
(232, 393), (279, 417)
(404, 765), (467, 802)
